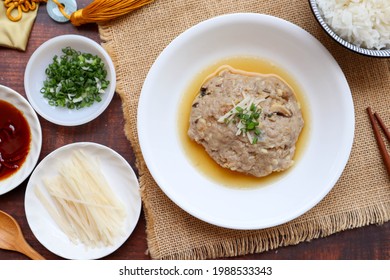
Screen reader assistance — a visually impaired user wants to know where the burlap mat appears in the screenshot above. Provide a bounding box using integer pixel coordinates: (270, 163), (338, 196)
(98, 0), (390, 259)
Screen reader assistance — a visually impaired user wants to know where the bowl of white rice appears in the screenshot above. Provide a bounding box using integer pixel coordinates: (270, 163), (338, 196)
(309, 0), (390, 57)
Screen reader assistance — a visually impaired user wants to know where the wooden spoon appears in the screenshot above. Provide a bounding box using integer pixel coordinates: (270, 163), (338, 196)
(0, 210), (45, 260)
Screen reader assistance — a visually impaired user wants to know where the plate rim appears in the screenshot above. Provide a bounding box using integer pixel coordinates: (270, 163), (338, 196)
(24, 141), (141, 259)
(137, 13), (355, 230)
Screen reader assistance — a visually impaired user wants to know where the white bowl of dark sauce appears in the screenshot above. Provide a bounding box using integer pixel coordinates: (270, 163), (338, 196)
(0, 85), (42, 195)
(138, 13), (355, 230)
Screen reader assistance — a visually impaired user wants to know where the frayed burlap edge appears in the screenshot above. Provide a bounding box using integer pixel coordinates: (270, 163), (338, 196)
(97, 22), (390, 260)
(162, 209), (388, 260)
(98, 25), (161, 258)
(98, 26), (147, 172)
(142, 194), (390, 260)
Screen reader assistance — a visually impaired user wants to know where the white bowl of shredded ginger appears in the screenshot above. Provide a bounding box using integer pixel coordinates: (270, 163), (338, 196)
(24, 142), (141, 259)
(309, 0), (390, 57)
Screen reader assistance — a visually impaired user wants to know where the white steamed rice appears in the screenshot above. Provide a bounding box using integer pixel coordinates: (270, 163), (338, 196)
(316, 0), (390, 50)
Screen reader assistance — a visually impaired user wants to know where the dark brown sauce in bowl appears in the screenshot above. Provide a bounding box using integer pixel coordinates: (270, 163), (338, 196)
(0, 100), (31, 180)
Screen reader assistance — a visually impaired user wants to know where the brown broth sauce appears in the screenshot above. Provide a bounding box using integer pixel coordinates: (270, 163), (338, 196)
(178, 56), (310, 188)
(0, 100), (31, 181)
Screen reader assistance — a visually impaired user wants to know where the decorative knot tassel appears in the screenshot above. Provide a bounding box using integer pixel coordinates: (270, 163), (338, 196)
(70, 0), (154, 26)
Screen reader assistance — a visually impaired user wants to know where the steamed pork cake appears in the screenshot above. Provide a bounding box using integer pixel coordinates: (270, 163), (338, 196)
(188, 66), (304, 177)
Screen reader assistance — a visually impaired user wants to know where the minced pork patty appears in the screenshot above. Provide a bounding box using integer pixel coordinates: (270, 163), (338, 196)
(188, 66), (304, 177)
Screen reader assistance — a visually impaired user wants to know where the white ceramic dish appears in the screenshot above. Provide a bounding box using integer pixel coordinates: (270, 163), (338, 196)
(0, 85), (42, 196)
(309, 0), (390, 58)
(24, 142), (141, 259)
(24, 35), (116, 126)
(138, 13), (355, 230)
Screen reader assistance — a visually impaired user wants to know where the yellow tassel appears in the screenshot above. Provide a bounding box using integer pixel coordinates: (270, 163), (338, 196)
(3, 0), (43, 22)
(70, 0), (154, 26)
(2, 0), (153, 24)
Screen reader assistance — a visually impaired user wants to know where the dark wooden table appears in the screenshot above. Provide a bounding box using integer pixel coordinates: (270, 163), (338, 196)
(1, 1), (389, 260)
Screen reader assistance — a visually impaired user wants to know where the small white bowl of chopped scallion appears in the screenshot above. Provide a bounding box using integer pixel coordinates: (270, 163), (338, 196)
(24, 35), (116, 126)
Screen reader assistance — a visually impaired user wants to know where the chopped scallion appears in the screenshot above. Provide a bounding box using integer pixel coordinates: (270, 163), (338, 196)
(217, 95), (263, 144)
(40, 47), (109, 110)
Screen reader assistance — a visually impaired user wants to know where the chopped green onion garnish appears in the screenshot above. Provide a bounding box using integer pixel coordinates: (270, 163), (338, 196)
(217, 95), (263, 144)
(40, 47), (109, 110)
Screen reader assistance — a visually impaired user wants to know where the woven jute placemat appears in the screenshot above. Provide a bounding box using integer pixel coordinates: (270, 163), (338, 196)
(98, 0), (390, 259)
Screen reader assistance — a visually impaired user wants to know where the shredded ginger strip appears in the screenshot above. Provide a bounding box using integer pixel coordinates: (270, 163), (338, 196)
(35, 150), (126, 249)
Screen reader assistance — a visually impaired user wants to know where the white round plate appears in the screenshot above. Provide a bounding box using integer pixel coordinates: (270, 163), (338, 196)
(24, 35), (116, 126)
(0, 85), (42, 195)
(138, 13), (354, 230)
(24, 142), (141, 259)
